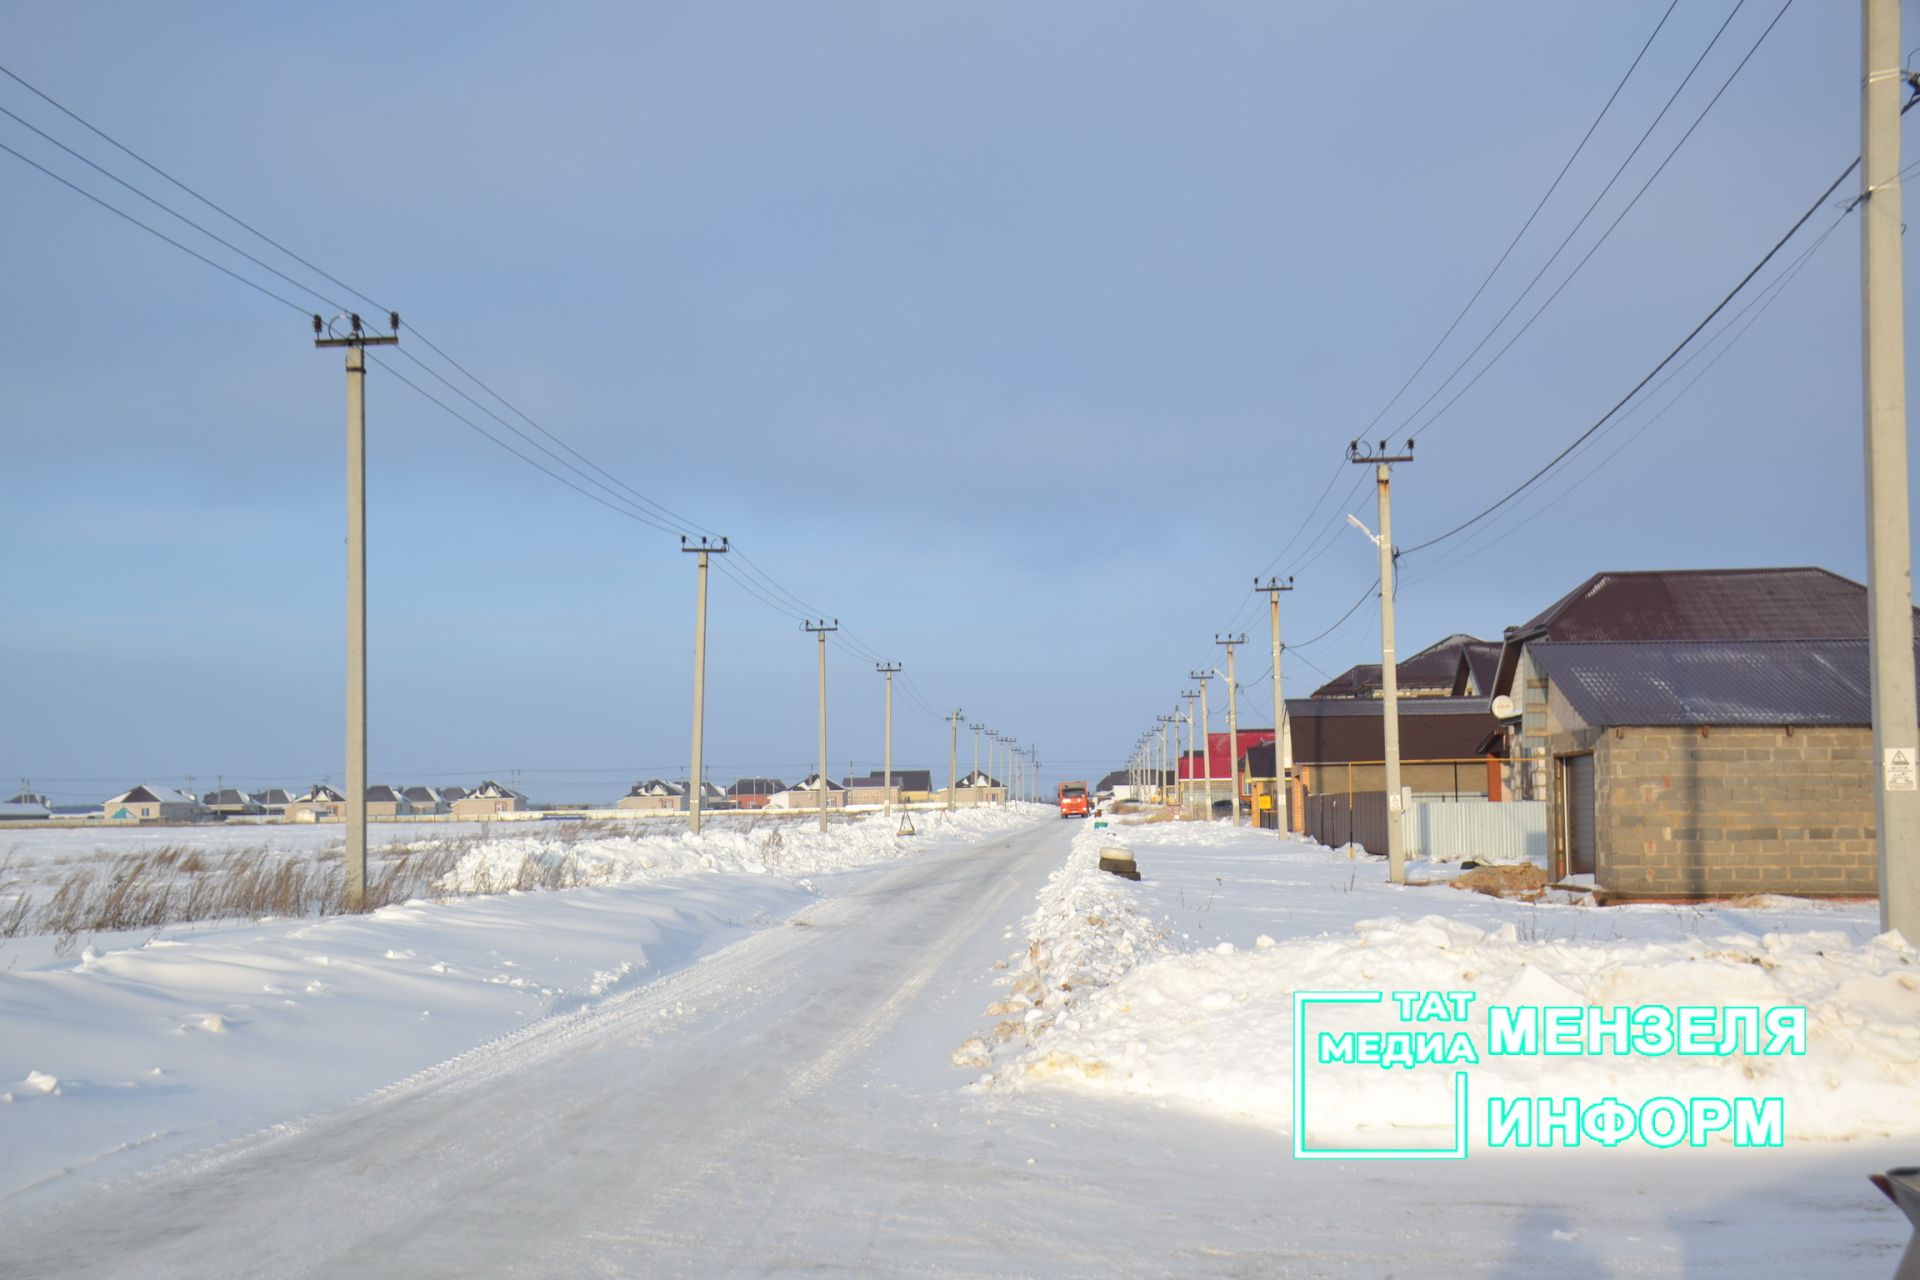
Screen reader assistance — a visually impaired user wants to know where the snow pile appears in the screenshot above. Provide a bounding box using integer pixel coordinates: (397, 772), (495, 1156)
(983, 819), (1919, 1144)
(433, 805), (1043, 896)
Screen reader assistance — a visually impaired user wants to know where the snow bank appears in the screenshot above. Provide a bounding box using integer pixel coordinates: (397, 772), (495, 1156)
(433, 805), (1040, 896)
(980, 819), (1918, 1144)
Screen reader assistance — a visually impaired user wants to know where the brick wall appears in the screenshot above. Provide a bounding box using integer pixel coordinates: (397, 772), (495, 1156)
(1577, 725), (1878, 898)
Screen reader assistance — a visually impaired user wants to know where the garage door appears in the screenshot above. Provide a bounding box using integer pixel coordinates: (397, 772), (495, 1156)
(1564, 754), (1596, 876)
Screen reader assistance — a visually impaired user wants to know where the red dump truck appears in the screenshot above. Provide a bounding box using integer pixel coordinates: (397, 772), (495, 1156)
(1057, 780), (1091, 818)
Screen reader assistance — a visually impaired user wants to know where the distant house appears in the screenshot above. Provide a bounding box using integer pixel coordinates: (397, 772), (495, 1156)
(365, 784), (411, 819)
(7, 790), (51, 809)
(844, 769), (933, 806)
(1310, 634), (1490, 700)
(0, 800), (51, 822)
(285, 784), (346, 822)
(440, 785), (469, 804)
(1177, 729), (1277, 812)
(618, 780), (685, 812)
(451, 780), (526, 818)
(942, 769), (1005, 805)
(251, 788), (296, 815)
(767, 775), (846, 811)
(727, 778), (785, 811)
(103, 784), (202, 823)
(202, 788), (262, 817)
(402, 786), (448, 816)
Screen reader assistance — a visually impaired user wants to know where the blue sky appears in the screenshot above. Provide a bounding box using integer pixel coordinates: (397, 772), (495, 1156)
(2, 2), (1914, 805)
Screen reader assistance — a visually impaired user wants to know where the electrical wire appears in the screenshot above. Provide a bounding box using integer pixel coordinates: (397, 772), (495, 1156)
(1405, 0), (1799, 445)
(1400, 149), (1857, 557)
(1358, 0), (1681, 439)
(1397, 0), (1768, 445)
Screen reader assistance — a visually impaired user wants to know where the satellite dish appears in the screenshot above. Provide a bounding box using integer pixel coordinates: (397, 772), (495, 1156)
(1491, 694), (1516, 719)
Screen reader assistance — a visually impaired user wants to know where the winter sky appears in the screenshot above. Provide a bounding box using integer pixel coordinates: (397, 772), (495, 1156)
(1, 2), (1911, 804)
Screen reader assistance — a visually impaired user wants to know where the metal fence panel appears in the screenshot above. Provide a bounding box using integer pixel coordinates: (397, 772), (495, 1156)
(1406, 798), (1547, 865)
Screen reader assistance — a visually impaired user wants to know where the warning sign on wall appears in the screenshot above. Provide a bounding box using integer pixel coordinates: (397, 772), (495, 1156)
(1885, 748), (1918, 792)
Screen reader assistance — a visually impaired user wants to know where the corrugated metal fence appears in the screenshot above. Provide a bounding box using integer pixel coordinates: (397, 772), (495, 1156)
(1303, 791), (1388, 854)
(1305, 793), (1546, 865)
(1407, 798), (1547, 865)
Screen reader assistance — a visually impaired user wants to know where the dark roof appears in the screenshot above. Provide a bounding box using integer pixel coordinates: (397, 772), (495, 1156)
(1450, 643), (1504, 697)
(1095, 770), (1128, 792)
(251, 789), (295, 805)
(440, 785), (468, 801)
(957, 770), (1002, 788)
(365, 784), (404, 803)
(727, 777), (785, 796)
(1310, 662), (1381, 699)
(204, 788), (253, 806)
(1309, 634), (1488, 699)
(843, 769), (934, 791)
(402, 786), (440, 803)
(1527, 639), (1918, 727)
(1493, 568), (1914, 698)
(1279, 697), (1500, 766)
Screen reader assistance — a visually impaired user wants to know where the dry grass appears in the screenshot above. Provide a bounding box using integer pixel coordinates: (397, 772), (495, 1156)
(1448, 863), (1550, 899)
(0, 841), (488, 954)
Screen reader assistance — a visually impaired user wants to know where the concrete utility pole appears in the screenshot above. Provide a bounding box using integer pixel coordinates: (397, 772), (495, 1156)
(313, 311), (399, 913)
(804, 619), (839, 832)
(1216, 634), (1245, 825)
(1158, 722), (1169, 803)
(1259, 576), (1295, 837)
(1189, 670), (1211, 816)
(876, 662), (902, 817)
(969, 723), (985, 800)
(946, 708), (964, 811)
(1862, 0), (1920, 939)
(1350, 439), (1415, 883)
(1180, 688), (1199, 813)
(683, 536), (728, 836)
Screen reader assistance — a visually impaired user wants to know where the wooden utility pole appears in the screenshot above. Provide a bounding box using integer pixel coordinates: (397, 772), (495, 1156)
(683, 536), (727, 835)
(313, 311), (398, 913)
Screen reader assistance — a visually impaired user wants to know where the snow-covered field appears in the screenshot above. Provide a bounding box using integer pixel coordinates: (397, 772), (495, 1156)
(0, 804), (1046, 1208)
(976, 817), (1920, 1148)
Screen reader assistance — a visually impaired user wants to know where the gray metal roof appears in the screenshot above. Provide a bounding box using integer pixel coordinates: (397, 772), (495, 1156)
(1527, 639), (1917, 727)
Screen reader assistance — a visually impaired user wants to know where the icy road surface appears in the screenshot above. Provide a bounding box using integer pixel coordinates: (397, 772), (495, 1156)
(0, 818), (1906, 1277)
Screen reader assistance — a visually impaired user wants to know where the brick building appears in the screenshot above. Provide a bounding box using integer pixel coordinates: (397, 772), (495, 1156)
(1528, 639), (1892, 900)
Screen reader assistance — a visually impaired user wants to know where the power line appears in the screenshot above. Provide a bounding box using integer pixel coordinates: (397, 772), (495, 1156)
(0, 136), (310, 315)
(1401, 148), (1860, 558)
(1406, 0), (1799, 445)
(1358, 0), (1681, 439)
(0, 64), (963, 724)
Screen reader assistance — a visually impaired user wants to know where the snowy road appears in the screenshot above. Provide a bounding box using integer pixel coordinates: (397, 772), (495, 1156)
(1, 818), (1908, 1277)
